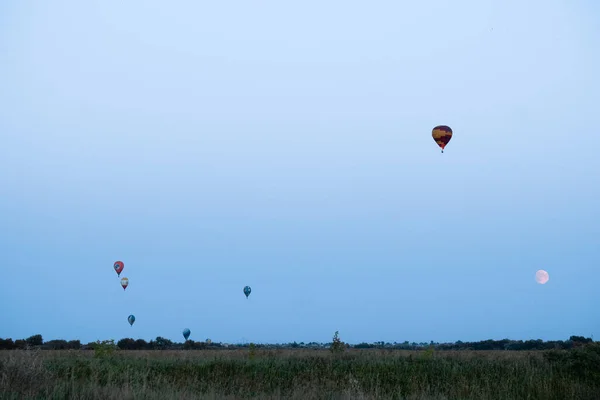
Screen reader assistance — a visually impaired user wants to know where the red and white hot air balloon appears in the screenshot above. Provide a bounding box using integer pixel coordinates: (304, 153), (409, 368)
(114, 261), (124, 277)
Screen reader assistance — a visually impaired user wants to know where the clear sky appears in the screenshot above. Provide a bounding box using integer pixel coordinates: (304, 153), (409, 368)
(1, 0), (598, 345)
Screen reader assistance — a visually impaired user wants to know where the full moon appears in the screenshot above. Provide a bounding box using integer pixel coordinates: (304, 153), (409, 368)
(535, 269), (549, 284)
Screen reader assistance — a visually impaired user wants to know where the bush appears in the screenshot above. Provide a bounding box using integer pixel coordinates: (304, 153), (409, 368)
(248, 343), (256, 360)
(544, 343), (600, 381)
(92, 340), (117, 358)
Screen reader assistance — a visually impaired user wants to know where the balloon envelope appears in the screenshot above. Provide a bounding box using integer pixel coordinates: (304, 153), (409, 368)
(121, 277), (129, 290)
(128, 315), (135, 326)
(243, 286), (251, 298)
(535, 270), (549, 284)
(114, 261), (124, 277)
(183, 328), (191, 340)
(432, 125), (453, 152)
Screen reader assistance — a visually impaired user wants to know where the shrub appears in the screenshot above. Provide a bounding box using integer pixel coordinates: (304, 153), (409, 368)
(92, 340), (117, 358)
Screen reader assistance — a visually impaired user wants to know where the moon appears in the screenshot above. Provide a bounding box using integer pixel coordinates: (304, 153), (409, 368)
(535, 269), (549, 284)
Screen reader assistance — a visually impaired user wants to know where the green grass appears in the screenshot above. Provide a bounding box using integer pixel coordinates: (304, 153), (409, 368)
(1, 345), (599, 399)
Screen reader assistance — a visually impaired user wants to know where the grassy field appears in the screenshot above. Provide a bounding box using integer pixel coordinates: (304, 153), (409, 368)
(1, 346), (599, 399)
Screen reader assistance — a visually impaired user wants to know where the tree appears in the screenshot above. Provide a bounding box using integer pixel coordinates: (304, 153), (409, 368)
(43, 340), (68, 350)
(14, 340), (27, 349)
(26, 334), (43, 347)
(67, 340), (81, 350)
(330, 331), (345, 354)
(117, 338), (136, 350)
(570, 336), (593, 344)
(153, 337), (173, 350)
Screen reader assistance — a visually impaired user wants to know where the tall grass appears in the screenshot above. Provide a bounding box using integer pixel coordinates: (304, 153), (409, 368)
(1, 346), (598, 399)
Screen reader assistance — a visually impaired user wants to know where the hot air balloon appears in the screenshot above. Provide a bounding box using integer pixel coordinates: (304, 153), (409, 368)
(128, 314), (135, 326)
(114, 261), (124, 277)
(243, 286), (251, 299)
(121, 277), (129, 291)
(432, 125), (453, 153)
(183, 328), (191, 341)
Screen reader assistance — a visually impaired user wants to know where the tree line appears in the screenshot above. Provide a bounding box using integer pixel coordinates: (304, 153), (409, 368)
(0, 335), (220, 351)
(0, 334), (594, 351)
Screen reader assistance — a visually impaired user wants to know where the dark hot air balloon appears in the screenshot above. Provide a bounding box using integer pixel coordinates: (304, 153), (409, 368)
(243, 286), (251, 299)
(183, 328), (191, 340)
(432, 125), (453, 153)
(128, 314), (135, 326)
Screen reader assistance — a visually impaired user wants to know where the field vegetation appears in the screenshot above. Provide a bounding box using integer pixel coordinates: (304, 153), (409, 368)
(1, 334), (599, 399)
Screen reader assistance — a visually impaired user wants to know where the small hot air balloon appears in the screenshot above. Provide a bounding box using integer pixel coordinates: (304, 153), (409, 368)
(243, 285), (251, 299)
(128, 314), (135, 326)
(432, 125), (453, 153)
(121, 277), (129, 291)
(183, 328), (191, 341)
(114, 261), (124, 277)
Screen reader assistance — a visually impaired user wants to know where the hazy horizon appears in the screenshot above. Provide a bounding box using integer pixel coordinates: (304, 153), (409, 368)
(1, 0), (598, 345)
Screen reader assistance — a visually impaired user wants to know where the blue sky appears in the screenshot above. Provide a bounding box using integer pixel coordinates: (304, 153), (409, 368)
(1, 0), (598, 345)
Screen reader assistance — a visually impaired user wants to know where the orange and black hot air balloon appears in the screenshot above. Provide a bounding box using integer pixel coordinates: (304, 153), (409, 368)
(432, 125), (453, 153)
